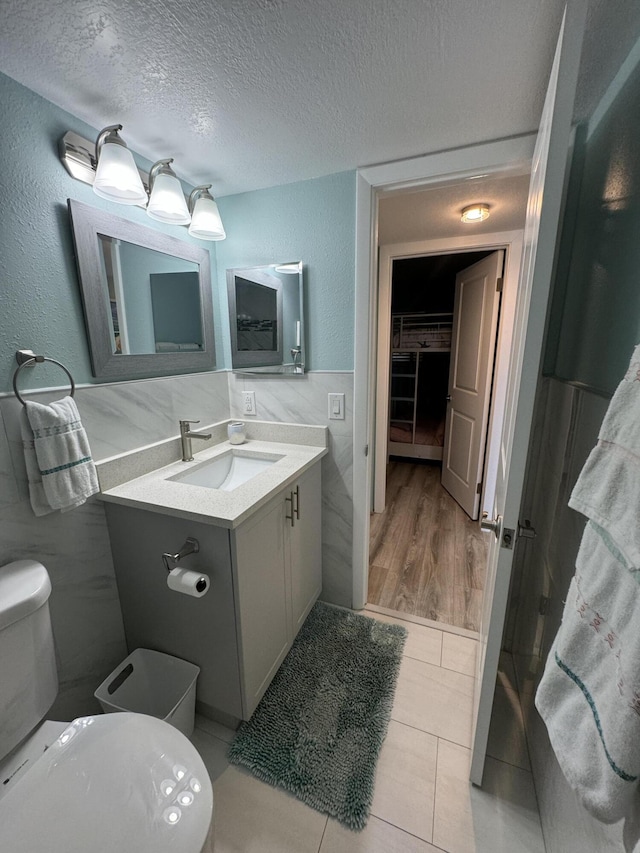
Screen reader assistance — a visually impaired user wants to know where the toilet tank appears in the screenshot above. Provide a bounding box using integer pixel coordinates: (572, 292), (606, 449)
(0, 560), (58, 761)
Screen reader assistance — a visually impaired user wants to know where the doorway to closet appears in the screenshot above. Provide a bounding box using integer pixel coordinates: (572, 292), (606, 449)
(368, 247), (502, 631)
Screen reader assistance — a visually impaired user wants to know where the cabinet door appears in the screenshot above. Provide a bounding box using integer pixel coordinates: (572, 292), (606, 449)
(289, 463), (323, 636)
(233, 497), (290, 718)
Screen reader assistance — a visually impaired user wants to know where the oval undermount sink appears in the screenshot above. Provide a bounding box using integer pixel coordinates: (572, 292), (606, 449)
(168, 450), (283, 492)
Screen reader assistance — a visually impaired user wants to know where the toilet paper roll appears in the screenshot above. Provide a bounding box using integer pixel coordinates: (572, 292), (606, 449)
(167, 567), (210, 598)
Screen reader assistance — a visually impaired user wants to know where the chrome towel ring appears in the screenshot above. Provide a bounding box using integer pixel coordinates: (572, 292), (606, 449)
(13, 350), (76, 407)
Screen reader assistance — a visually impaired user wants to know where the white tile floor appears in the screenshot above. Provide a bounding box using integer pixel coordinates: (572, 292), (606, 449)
(191, 608), (546, 853)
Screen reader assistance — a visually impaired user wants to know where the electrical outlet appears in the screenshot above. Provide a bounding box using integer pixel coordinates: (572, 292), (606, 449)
(328, 392), (345, 420)
(243, 391), (256, 416)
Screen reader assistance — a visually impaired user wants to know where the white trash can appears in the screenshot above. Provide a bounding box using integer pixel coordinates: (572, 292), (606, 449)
(94, 648), (200, 737)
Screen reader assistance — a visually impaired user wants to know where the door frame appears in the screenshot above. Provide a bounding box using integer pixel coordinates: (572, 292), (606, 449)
(374, 235), (523, 515)
(352, 134), (536, 610)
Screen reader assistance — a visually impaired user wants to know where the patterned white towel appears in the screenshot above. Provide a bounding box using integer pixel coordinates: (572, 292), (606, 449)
(536, 521), (640, 823)
(536, 344), (640, 843)
(21, 396), (99, 515)
(569, 347), (640, 566)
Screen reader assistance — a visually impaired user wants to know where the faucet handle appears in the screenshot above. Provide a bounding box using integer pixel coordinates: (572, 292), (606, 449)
(180, 418), (200, 427)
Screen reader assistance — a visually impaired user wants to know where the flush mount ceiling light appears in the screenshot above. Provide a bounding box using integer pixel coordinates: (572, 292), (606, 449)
(59, 128), (226, 240)
(188, 185), (226, 241)
(92, 125), (148, 205)
(461, 203), (491, 223)
(147, 159), (192, 225)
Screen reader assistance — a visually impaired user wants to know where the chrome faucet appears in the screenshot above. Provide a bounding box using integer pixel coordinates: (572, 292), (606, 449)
(179, 419), (212, 462)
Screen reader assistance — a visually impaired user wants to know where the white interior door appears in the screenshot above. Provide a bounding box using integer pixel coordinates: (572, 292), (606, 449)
(469, 2), (586, 785)
(441, 251), (503, 520)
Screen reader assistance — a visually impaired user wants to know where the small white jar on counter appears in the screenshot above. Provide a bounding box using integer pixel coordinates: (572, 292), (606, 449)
(227, 421), (246, 444)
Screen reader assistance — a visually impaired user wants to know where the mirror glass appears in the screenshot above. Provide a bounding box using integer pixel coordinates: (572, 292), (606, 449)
(227, 262), (304, 373)
(98, 237), (202, 355)
(68, 200), (215, 379)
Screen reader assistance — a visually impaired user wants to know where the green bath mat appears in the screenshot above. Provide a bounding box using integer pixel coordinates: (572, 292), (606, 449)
(228, 601), (407, 830)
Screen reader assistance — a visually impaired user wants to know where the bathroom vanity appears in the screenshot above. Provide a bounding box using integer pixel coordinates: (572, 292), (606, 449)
(99, 424), (327, 723)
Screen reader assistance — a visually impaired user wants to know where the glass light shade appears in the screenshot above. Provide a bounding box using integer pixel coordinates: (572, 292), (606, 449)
(147, 172), (192, 225)
(188, 196), (226, 240)
(461, 204), (490, 223)
(93, 142), (148, 205)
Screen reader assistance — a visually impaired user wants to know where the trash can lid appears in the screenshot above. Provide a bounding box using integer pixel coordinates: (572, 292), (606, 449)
(0, 713), (213, 853)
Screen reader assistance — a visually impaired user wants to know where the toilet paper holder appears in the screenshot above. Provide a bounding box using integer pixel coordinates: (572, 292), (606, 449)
(162, 537), (200, 572)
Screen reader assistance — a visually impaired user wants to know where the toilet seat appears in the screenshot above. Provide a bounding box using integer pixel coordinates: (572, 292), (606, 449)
(0, 713), (213, 853)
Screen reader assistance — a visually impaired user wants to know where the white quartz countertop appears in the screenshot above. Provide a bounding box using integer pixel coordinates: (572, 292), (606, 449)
(99, 438), (328, 529)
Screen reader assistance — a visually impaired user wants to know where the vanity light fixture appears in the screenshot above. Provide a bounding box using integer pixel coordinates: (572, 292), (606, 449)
(92, 125), (148, 205)
(147, 159), (192, 225)
(188, 186), (226, 241)
(59, 127), (226, 239)
(461, 203), (491, 223)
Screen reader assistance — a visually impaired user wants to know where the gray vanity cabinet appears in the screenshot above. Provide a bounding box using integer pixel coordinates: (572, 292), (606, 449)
(289, 463), (322, 635)
(231, 492), (290, 717)
(232, 462), (322, 717)
(104, 504), (244, 722)
(104, 459), (322, 724)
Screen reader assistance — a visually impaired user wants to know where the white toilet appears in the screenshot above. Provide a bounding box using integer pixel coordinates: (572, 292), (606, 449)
(0, 559), (214, 852)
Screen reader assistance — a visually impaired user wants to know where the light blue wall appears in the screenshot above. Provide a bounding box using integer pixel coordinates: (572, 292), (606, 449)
(216, 172), (356, 371)
(0, 71), (356, 391)
(0, 72), (222, 393)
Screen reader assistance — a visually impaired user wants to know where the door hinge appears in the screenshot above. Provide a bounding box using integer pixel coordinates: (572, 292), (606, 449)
(496, 276), (504, 293)
(539, 595), (551, 616)
(476, 482), (482, 494)
(364, 444), (369, 457)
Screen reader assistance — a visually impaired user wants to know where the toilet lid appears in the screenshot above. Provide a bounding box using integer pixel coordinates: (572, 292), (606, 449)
(0, 713), (213, 853)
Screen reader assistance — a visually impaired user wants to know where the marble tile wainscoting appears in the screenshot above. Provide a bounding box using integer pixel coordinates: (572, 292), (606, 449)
(0, 370), (230, 719)
(228, 371), (354, 608)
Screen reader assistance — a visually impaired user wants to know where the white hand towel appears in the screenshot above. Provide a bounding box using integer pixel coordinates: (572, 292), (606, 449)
(570, 441), (640, 566)
(570, 343), (640, 564)
(22, 396), (99, 514)
(594, 343), (640, 450)
(536, 343), (640, 845)
(536, 521), (640, 824)
(20, 409), (52, 516)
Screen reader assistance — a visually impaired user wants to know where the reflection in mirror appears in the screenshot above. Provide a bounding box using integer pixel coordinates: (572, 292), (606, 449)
(68, 199), (215, 379)
(227, 262), (304, 374)
(98, 237), (202, 355)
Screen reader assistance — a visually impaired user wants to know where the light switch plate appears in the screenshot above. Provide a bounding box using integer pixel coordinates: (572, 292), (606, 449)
(328, 392), (345, 420)
(243, 391), (256, 415)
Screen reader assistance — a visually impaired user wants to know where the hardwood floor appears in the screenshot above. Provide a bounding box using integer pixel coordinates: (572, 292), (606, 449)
(368, 460), (487, 631)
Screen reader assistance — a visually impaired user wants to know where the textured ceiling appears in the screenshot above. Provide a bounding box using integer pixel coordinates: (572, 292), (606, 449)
(378, 174), (530, 245)
(1, 0), (640, 197)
